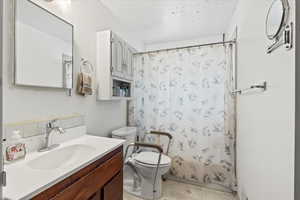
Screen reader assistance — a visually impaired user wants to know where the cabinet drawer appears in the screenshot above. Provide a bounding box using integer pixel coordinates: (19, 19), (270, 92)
(103, 172), (123, 200)
(52, 151), (123, 200)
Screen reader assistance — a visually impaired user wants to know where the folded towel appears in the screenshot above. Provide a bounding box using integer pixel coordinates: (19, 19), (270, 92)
(77, 72), (92, 96)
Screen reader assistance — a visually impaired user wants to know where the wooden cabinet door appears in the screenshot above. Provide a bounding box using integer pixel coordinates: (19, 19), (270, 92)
(103, 172), (123, 200)
(32, 149), (123, 200)
(88, 190), (102, 200)
(51, 152), (122, 200)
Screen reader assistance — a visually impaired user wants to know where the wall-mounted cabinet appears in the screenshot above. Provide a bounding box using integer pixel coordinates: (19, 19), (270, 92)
(111, 33), (134, 81)
(96, 30), (135, 100)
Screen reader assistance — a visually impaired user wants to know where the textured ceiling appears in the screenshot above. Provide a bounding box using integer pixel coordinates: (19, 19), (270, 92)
(100, 0), (238, 44)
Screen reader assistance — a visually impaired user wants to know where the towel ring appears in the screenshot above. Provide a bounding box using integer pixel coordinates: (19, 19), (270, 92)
(80, 58), (94, 76)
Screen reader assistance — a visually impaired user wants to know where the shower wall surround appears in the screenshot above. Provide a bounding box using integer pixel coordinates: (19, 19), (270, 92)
(130, 44), (236, 190)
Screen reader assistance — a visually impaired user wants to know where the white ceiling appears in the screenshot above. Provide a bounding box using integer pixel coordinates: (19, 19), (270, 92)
(100, 0), (238, 45)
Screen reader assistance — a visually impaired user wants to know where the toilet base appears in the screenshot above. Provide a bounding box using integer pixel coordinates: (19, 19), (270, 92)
(124, 177), (163, 200)
(124, 166), (163, 200)
(140, 175), (162, 200)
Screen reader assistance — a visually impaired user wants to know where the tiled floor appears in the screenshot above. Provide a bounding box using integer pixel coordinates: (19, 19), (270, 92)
(124, 180), (237, 200)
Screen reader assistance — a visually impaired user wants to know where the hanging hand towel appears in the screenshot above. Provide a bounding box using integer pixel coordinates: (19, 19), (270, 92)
(77, 72), (92, 96)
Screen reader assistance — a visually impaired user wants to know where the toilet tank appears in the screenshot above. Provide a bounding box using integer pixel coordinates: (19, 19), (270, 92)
(112, 127), (137, 157)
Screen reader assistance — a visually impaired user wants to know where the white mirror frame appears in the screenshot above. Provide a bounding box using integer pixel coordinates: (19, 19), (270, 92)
(13, 0), (74, 92)
(266, 0), (293, 54)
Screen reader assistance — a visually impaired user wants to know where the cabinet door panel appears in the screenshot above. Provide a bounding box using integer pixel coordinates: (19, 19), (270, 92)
(127, 48), (134, 80)
(111, 34), (124, 78)
(122, 43), (129, 78)
(51, 152), (122, 200)
(88, 190), (102, 200)
(111, 38), (118, 74)
(120, 45), (133, 81)
(116, 41), (123, 74)
(111, 34), (134, 81)
(103, 172), (123, 200)
(32, 147), (123, 200)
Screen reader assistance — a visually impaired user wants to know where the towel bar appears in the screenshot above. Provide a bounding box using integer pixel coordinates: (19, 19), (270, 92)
(232, 81), (267, 95)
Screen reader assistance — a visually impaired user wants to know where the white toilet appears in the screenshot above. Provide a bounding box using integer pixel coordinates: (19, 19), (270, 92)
(112, 126), (137, 158)
(112, 127), (172, 200)
(132, 151), (171, 199)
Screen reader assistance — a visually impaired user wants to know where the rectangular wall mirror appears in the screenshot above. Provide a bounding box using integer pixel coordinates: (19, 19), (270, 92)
(15, 0), (73, 89)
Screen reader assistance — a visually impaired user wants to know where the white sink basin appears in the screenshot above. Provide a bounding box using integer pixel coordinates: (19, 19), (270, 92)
(28, 144), (96, 170)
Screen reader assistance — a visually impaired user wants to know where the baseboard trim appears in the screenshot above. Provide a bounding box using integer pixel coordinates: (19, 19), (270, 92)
(165, 175), (234, 194)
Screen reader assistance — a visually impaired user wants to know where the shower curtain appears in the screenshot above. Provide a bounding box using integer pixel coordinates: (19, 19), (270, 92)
(129, 44), (236, 190)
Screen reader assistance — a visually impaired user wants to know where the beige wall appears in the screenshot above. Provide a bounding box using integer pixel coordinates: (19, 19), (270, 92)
(227, 0), (295, 200)
(3, 0), (144, 136)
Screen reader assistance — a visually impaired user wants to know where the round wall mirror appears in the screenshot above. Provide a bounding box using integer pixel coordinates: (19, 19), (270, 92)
(266, 0), (288, 40)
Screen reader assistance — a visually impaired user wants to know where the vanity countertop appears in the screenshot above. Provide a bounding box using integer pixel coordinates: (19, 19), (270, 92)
(4, 130), (124, 200)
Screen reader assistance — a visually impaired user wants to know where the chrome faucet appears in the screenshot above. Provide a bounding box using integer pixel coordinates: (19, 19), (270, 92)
(39, 119), (65, 152)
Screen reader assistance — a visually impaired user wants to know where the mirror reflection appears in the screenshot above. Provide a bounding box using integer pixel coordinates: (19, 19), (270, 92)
(15, 0), (73, 88)
(266, 0), (285, 39)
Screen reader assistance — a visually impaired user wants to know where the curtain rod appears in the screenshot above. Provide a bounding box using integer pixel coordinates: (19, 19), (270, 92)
(134, 40), (236, 55)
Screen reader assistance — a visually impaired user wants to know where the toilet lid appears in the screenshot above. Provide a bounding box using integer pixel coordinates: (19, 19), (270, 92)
(134, 152), (171, 166)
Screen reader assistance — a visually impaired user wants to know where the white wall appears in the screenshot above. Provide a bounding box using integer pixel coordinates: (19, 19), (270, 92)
(3, 0), (144, 136)
(227, 0), (295, 200)
(144, 35), (222, 51)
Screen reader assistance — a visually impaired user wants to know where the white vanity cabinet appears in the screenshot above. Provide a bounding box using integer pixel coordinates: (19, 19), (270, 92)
(96, 30), (135, 100)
